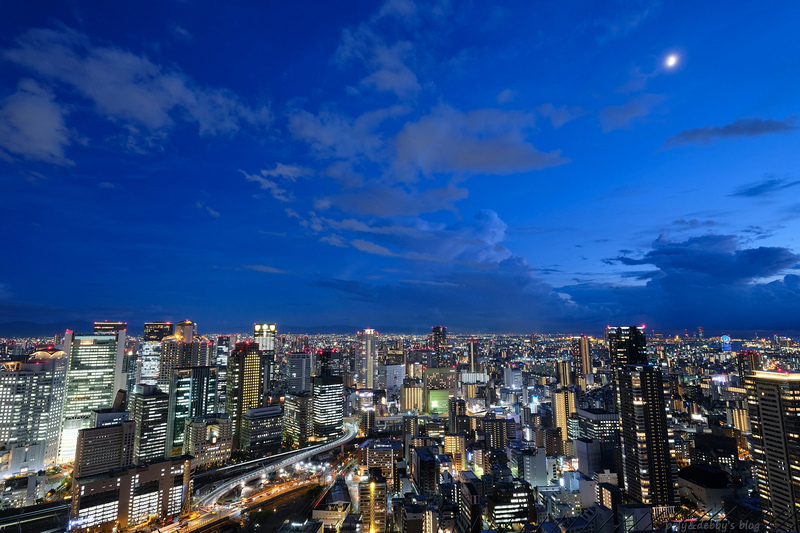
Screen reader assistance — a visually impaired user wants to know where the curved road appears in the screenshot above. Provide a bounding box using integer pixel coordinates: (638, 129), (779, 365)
(197, 422), (358, 510)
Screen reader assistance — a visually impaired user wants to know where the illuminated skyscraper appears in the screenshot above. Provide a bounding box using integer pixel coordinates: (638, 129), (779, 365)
(312, 375), (343, 441)
(552, 388), (576, 455)
(254, 323), (276, 352)
(361, 329), (377, 389)
(60, 330), (127, 463)
(0, 350), (66, 477)
(746, 371), (800, 531)
(129, 384), (169, 463)
(608, 327), (675, 506)
(571, 335), (591, 376)
(167, 366), (219, 450)
(157, 323), (212, 393)
(359, 469), (388, 533)
(226, 342), (264, 449)
(468, 338), (478, 373)
(93, 321), (127, 334)
(618, 363), (676, 507)
(288, 352), (313, 393)
(143, 322), (174, 342)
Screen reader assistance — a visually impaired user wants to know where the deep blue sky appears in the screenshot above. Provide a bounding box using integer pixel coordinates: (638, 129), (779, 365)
(2, 1), (799, 335)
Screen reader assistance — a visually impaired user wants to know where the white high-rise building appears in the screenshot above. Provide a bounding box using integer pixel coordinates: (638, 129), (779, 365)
(362, 328), (376, 389)
(0, 349), (67, 476)
(59, 330), (126, 463)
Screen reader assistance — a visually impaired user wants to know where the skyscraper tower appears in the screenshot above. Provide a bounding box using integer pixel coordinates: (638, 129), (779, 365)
(254, 323), (276, 352)
(746, 371), (800, 531)
(0, 351), (67, 477)
(129, 384), (169, 462)
(144, 322), (174, 342)
(167, 366), (219, 450)
(552, 387), (576, 455)
(60, 329), (127, 463)
(288, 352), (314, 393)
(468, 338), (478, 373)
(312, 375), (344, 441)
(571, 335), (591, 376)
(606, 326), (647, 367)
(617, 363), (677, 507)
(362, 329), (377, 390)
(359, 469), (388, 533)
(226, 342), (265, 449)
(607, 326), (676, 507)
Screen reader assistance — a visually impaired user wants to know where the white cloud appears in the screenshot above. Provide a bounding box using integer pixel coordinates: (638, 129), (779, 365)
(352, 239), (398, 256)
(537, 103), (583, 128)
(599, 94), (665, 132)
(394, 104), (568, 179)
(496, 89), (516, 104)
(4, 27), (271, 139)
(244, 264), (284, 274)
(335, 23), (421, 99)
(0, 79), (72, 165)
(195, 201), (220, 217)
(261, 162), (314, 180)
(240, 169), (292, 202)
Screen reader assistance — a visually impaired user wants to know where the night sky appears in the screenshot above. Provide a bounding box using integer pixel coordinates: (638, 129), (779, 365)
(2, 1), (799, 335)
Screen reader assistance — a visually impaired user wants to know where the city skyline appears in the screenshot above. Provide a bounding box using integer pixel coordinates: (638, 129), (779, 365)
(2, 1), (800, 334)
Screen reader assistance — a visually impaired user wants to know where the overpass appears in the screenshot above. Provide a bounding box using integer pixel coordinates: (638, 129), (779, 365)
(196, 421), (358, 510)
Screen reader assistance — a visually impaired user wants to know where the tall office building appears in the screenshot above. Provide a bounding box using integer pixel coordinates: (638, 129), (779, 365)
(312, 375), (344, 441)
(361, 329), (377, 389)
(288, 352), (314, 393)
(617, 363), (677, 506)
(158, 323), (212, 392)
(60, 330), (127, 463)
(571, 335), (591, 376)
(284, 392), (313, 448)
(138, 341), (161, 386)
(129, 384), (169, 463)
(0, 351), (67, 477)
(143, 322), (174, 342)
(746, 371), (800, 531)
(254, 323), (277, 352)
(93, 321), (127, 334)
(74, 420), (136, 477)
(226, 342), (265, 449)
(167, 366), (219, 450)
(174, 320), (197, 341)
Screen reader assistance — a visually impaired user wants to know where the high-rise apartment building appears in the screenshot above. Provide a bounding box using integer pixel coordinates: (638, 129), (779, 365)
(468, 339), (478, 373)
(552, 388), (577, 455)
(617, 363), (677, 506)
(60, 330), (127, 463)
(571, 335), (591, 376)
(361, 329), (377, 389)
(746, 371), (800, 531)
(359, 469), (388, 533)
